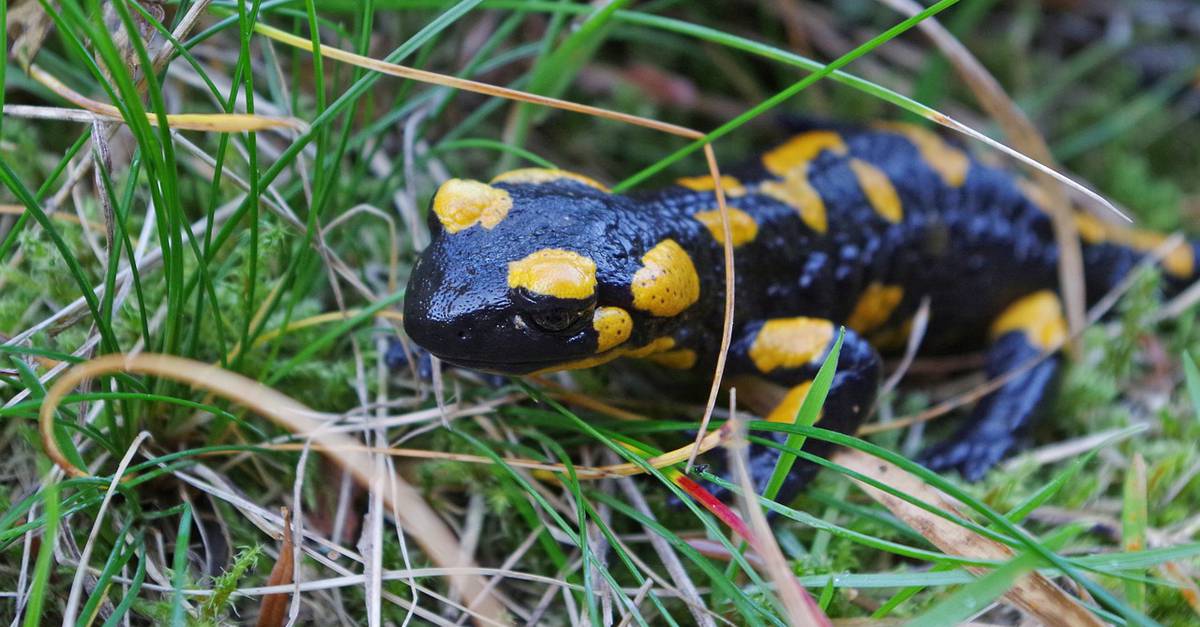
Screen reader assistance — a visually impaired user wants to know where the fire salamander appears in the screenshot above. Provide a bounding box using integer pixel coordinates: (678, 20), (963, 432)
(402, 121), (1198, 503)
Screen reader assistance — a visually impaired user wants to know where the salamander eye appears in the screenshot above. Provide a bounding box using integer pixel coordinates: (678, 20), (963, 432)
(527, 307), (590, 333)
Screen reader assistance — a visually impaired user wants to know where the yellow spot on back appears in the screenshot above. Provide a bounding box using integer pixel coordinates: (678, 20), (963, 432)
(868, 316), (915, 352)
(878, 122), (970, 187)
(849, 159), (903, 223)
(1073, 213), (1108, 243)
(991, 290), (1067, 350)
(1023, 185), (1194, 280)
(645, 348), (698, 370)
(1075, 214), (1194, 279)
(432, 179), (513, 233)
(760, 173), (828, 234)
(631, 240), (701, 317)
(507, 249), (597, 300)
(766, 382), (817, 424)
(846, 283), (904, 334)
(491, 168), (609, 192)
(762, 131), (848, 176)
(748, 318), (835, 373)
(593, 307), (632, 352)
(692, 207), (759, 247)
(676, 175), (746, 196)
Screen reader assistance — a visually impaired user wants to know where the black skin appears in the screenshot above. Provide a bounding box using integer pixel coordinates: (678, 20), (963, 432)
(403, 121), (1199, 504)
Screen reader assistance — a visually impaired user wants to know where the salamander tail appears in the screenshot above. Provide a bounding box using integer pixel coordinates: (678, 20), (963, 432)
(1077, 213), (1199, 301)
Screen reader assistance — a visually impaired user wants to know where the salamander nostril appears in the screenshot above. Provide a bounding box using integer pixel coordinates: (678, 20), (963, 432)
(457, 329), (470, 341)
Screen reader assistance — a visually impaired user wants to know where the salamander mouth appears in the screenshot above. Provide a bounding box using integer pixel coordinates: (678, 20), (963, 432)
(427, 351), (580, 375)
(428, 344), (625, 375)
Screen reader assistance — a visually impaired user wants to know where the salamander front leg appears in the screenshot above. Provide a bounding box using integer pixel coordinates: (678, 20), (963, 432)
(920, 291), (1065, 480)
(706, 318), (882, 504)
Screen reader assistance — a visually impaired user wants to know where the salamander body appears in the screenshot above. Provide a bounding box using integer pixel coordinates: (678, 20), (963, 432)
(403, 121), (1198, 500)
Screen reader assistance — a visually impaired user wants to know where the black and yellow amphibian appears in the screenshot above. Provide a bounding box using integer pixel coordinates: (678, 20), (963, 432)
(403, 121), (1198, 502)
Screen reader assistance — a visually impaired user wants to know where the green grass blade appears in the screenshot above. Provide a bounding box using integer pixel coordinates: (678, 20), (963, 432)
(1182, 352), (1200, 421)
(747, 422), (1158, 626)
(101, 544), (147, 627)
(1006, 425), (1144, 523)
(501, 0), (630, 169)
(908, 551), (1041, 627)
(76, 524), (140, 627)
(169, 504), (194, 626)
(1123, 454), (1148, 611)
(762, 328), (844, 503)
(22, 483), (60, 627)
(264, 289), (405, 384)
(0, 158), (119, 350)
(612, 0), (961, 192)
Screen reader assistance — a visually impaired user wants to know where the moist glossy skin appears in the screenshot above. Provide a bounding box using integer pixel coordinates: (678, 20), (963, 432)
(403, 121), (1198, 500)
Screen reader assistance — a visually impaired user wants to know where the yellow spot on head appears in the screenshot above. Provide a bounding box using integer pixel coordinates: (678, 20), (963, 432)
(631, 240), (701, 317)
(762, 131), (848, 176)
(849, 159), (902, 223)
(535, 337), (675, 374)
(507, 249), (597, 300)
(748, 318), (835, 373)
(766, 382), (817, 424)
(532, 353), (618, 374)
(593, 307), (632, 352)
(877, 122), (970, 187)
(692, 207), (759, 247)
(846, 283), (904, 334)
(676, 175), (746, 196)
(491, 168), (609, 192)
(432, 179), (513, 233)
(991, 290), (1067, 350)
(645, 348), (697, 370)
(760, 173), (828, 234)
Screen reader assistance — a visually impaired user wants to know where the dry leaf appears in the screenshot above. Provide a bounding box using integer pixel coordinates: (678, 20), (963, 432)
(834, 448), (1103, 627)
(256, 508), (295, 627)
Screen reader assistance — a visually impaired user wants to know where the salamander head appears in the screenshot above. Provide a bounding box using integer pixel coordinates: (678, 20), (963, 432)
(403, 170), (703, 375)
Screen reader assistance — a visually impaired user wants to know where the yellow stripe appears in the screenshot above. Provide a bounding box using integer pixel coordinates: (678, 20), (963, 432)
(491, 168), (609, 192)
(766, 382), (818, 424)
(760, 171), (828, 234)
(1074, 214), (1194, 279)
(748, 318), (834, 373)
(846, 283), (904, 334)
(762, 131), (848, 176)
(692, 207), (759, 247)
(990, 291), (1067, 350)
(644, 349), (697, 369)
(676, 175), (746, 196)
(877, 122), (970, 187)
(849, 159), (902, 223)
